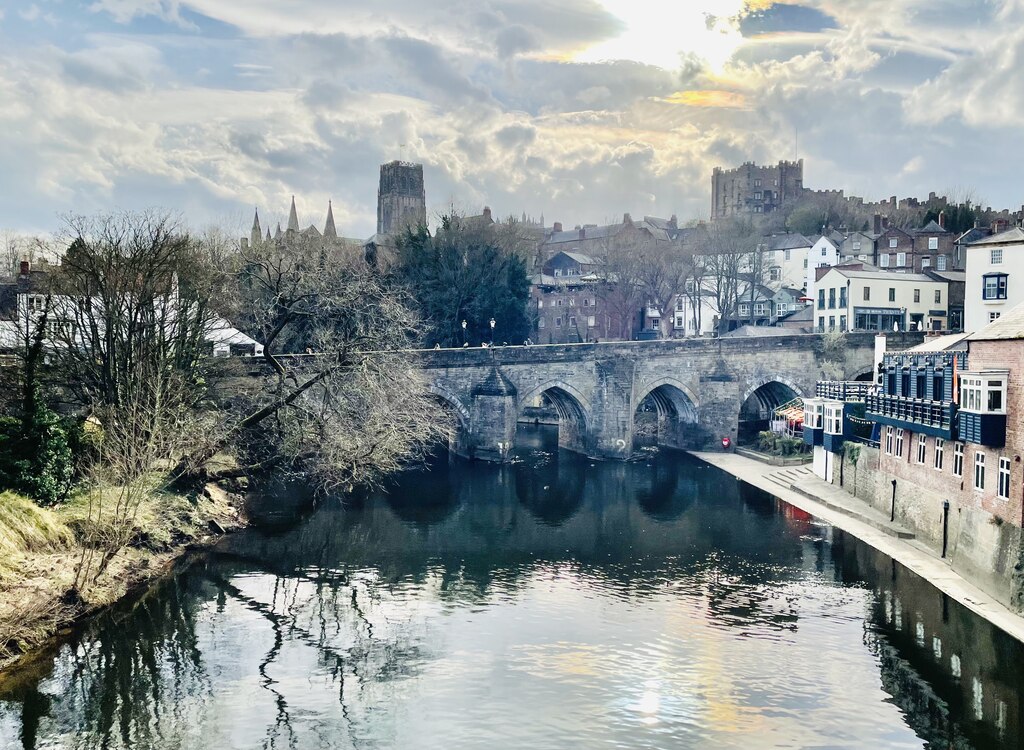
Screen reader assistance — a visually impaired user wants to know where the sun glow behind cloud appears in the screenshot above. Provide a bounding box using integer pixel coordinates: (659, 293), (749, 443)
(577, 0), (760, 71)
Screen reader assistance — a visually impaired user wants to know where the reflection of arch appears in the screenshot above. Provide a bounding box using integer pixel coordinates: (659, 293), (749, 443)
(428, 383), (471, 427)
(635, 377), (700, 423)
(514, 458), (587, 527)
(518, 381), (592, 432)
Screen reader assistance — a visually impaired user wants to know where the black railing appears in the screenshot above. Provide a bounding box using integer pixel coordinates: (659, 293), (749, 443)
(816, 381), (873, 401)
(864, 393), (955, 429)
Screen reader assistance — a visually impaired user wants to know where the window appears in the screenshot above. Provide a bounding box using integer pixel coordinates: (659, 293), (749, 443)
(889, 238), (898, 249)
(896, 252), (907, 267)
(784, 249), (791, 261)
(803, 259), (808, 269)
(998, 457), (1011, 499)
(828, 288), (836, 309)
(953, 443), (964, 477)
(555, 316), (562, 327)
(569, 316), (577, 327)
(895, 428), (905, 458)
(754, 191), (762, 200)
(821, 246), (828, 257)
(740, 303), (750, 315)
(935, 289), (942, 304)
(27, 295), (46, 313)
(991, 248), (1003, 265)
(588, 316), (596, 327)
(934, 438), (944, 470)
(839, 315), (847, 331)
(537, 299), (543, 309)
(921, 256), (931, 269)
(651, 318), (659, 330)
(974, 452), (986, 491)
(754, 178), (762, 187)
(937, 255), (947, 271)
(852, 241), (861, 251)
(889, 288), (896, 302)
(538, 318), (546, 329)
(754, 302), (766, 316)
(983, 273), (1008, 300)
(568, 298), (575, 306)
(824, 403), (843, 434)
(990, 312), (1002, 323)
(885, 426), (894, 455)
(818, 316), (825, 331)
(960, 373), (1007, 413)
(839, 288), (847, 307)
(583, 298), (590, 306)
(804, 400), (824, 430)
(928, 237), (938, 250)
(915, 434), (926, 464)
(817, 289), (825, 309)
(828, 315), (835, 330)
(880, 253), (890, 268)
(769, 268), (780, 282)
(863, 287), (870, 301)
(556, 299), (564, 306)
(913, 289), (920, 303)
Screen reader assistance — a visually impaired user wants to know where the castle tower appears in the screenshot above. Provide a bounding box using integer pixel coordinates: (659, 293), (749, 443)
(250, 208), (262, 247)
(376, 161), (426, 236)
(324, 200), (337, 239)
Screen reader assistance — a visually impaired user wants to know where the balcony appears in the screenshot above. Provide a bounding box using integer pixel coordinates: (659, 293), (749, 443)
(816, 381), (873, 402)
(864, 394), (957, 439)
(957, 411), (1006, 448)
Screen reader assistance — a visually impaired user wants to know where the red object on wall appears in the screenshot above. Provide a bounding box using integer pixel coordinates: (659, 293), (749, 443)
(721, 437), (732, 450)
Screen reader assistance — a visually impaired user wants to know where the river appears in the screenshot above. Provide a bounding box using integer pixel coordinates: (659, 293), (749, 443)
(1, 426), (1021, 749)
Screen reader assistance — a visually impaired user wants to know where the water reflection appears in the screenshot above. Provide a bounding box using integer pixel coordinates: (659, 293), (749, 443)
(1, 426), (1022, 749)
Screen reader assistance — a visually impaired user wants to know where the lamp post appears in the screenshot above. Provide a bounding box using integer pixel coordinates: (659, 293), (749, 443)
(489, 317), (496, 345)
(461, 319), (467, 347)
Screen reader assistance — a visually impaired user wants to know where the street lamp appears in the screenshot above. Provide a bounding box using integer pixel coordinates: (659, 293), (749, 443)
(489, 317), (496, 345)
(461, 319), (467, 347)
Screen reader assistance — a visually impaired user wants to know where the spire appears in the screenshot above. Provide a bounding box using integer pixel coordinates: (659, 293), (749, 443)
(275, 222), (283, 240)
(265, 227), (271, 241)
(250, 207), (262, 247)
(287, 195), (299, 232)
(324, 200), (337, 239)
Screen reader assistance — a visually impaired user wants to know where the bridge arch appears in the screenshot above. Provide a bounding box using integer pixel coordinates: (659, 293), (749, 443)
(428, 383), (472, 457)
(517, 380), (592, 454)
(634, 378), (701, 450)
(738, 377), (804, 445)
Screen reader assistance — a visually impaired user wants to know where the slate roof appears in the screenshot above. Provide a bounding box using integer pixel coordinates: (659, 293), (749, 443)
(967, 227), (1024, 246)
(907, 332), (971, 352)
(824, 267), (938, 283)
(968, 301), (1024, 341)
(559, 251), (599, 265)
(769, 233), (812, 251)
(911, 220), (947, 234)
(956, 228), (989, 245)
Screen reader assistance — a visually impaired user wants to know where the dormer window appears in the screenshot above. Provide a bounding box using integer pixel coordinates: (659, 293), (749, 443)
(803, 399), (824, 429)
(960, 372), (1007, 414)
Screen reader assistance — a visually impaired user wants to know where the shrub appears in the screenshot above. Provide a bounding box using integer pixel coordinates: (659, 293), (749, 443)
(0, 401), (77, 507)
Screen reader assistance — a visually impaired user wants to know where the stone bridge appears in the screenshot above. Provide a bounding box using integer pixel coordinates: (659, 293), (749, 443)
(411, 331), (923, 462)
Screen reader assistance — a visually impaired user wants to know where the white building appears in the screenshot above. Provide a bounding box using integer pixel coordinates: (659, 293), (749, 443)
(964, 227), (1024, 333)
(766, 233), (812, 291)
(805, 235), (840, 306)
(814, 266), (949, 332)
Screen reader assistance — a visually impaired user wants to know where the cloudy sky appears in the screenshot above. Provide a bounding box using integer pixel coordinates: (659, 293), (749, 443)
(1, 0), (1022, 238)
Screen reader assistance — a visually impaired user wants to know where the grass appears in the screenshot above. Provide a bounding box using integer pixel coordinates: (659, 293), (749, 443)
(0, 481), (243, 671)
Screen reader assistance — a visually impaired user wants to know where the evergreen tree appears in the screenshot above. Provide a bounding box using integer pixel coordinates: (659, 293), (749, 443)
(393, 215), (531, 347)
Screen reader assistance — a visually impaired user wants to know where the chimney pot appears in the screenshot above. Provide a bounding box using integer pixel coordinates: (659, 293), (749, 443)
(938, 210), (946, 230)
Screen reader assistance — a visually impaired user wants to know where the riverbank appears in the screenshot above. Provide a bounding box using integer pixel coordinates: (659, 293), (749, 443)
(0, 483), (246, 675)
(694, 450), (1024, 644)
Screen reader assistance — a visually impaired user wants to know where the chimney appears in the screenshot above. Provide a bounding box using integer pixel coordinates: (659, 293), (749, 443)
(938, 210), (946, 230)
(553, 221), (563, 233)
(882, 216), (890, 230)
(483, 206), (491, 221)
(873, 214), (882, 234)
(670, 214), (678, 229)
(579, 227), (586, 239)
(19, 260), (29, 276)
(623, 213), (632, 225)
(974, 219), (980, 229)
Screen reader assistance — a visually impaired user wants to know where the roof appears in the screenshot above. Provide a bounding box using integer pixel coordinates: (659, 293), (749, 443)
(924, 269), (965, 283)
(967, 226), (1024, 246)
(544, 223), (622, 244)
(968, 301), (1024, 341)
(822, 267), (939, 283)
(911, 220), (947, 234)
(551, 251), (599, 265)
(956, 228), (988, 245)
(769, 233), (812, 251)
(907, 332), (971, 352)
(780, 305), (814, 322)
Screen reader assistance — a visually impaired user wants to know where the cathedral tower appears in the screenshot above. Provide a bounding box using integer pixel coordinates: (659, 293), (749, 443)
(376, 161), (426, 236)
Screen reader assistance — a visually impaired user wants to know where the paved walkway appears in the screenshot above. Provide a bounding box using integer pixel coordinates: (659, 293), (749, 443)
(692, 450), (1024, 644)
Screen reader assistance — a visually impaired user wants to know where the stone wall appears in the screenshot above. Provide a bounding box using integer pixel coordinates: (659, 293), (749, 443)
(828, 443), (1024, 611)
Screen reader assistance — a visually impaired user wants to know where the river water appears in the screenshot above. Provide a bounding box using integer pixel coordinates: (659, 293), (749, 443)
(1, 426), (1022, 749)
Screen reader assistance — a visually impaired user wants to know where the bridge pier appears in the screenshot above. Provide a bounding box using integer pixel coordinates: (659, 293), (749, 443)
(587, 358), (635, 460)
(468, 366), (518, 462)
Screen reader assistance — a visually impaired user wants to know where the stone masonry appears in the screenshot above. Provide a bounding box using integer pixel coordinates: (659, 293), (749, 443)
(415, 332), (923, 462)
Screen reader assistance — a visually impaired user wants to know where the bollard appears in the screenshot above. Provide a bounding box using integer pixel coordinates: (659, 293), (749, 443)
(890, 479), (897, 522)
